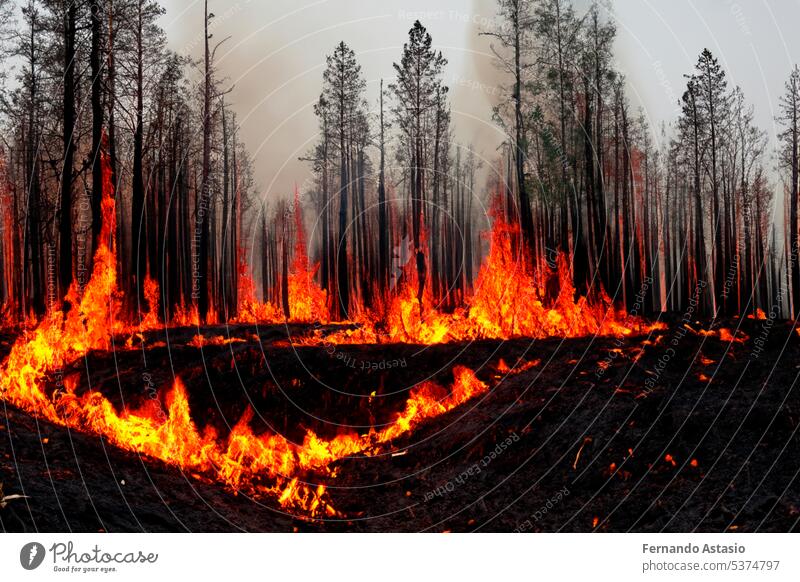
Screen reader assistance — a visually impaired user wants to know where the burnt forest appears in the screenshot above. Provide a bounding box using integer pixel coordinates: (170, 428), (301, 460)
(0, 0), (799, 533)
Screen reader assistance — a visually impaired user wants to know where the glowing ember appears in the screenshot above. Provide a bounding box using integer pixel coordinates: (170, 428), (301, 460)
(496, 358), (541, 375)
(187, 334), (246, 347)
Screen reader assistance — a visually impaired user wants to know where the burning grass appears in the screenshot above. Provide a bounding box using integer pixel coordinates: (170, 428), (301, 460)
(0, 155), (665, 519)
(283, 204), (664, 346)
(3, 313), (798, 531)
(0, 152), (492, 515)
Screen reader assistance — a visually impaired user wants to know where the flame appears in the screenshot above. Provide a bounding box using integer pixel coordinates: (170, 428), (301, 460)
(496, 358), (540, 375)
(5, 311), (486, 517)
(235, 269), (283, 323)
(1, 154), (665, 520)
(286, 188), (329, 323)
(172, 303), (199, 327)
(230, 192), (661, 346)
(236, 193), (328, 324)
(312, 199), (662, 345)
(170, 302), (218, 327)
(138, 275), (161, 330)
(1, 145), (120, 417)
(0, 150), (339, 516)
(0, 147), (490, 517)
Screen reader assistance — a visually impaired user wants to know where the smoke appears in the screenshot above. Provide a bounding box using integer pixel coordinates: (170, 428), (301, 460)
(159, 0), (511, 206)
(455, 0), (508, 185)
(462, 0), (506, 146)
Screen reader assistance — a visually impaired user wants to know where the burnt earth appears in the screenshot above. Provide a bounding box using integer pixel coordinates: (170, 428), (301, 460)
(1, 318), (799, 532)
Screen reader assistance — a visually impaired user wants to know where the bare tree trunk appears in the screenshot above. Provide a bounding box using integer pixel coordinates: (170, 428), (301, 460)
(25, 6), (44, 316)
(336, 74), (350, 319)
(378, 80), (389, 293)
(58, 0), (76, 298)
(280, 210), (290, 318)
(790, 88), (799, 315)
(512, 2), (534, 264)
(108, 0), (121, 285)
(220, 101), (231, 317)
(90, 0), (103, 253)
(198, 0), (212, 322)
(131, 1), (145, 309)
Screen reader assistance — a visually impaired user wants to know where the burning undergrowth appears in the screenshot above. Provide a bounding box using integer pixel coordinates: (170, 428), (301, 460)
(0, 155), (666, 521)
(240, 199), (664, 345)
(3, 317), (798, 532)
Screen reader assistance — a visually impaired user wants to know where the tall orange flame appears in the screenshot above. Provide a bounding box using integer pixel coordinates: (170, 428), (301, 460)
(0, 148), (494, 516)
(236, 190), (328, 324)
(314, 198), (661, 346)
(0, 154), (664, 520)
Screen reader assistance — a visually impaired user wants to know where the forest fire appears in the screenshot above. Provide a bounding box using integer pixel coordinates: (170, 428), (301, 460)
(0, 153), (663, 518)
(0, 153), (497, 517)
(229, 193), (662, 346)
(283, 205), (663, 346)
(0, 154), (487, 517)
(2, 0), (799, 543)
(3, 273), (490, 516)
(235, 194), (326, 325)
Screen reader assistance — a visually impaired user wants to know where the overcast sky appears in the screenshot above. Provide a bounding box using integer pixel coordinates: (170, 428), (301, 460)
(159, 0), (800, 201)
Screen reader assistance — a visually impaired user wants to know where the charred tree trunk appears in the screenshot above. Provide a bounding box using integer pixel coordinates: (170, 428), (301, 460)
(131, 2), (146, 310)
(25, 7), (44, 316)
(198, 0), (212, 322)
(90, 0), (103, 254)
(280, 211), (290, 319)
(58, 0), (76, 298)
(220, 101), (231, 318)
(230, 121), (239, 313)
(107, 0), (121, 284)
(687, 86), (707, 311)
(336, 78), (350, 319)
(166, 115), (180, 320)
(377, 80), (389, 294)
(512, 5), (534, 264)
(789, 84), (799, 316)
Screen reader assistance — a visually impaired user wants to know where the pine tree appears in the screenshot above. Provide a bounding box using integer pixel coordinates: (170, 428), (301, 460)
(319, 41), (367, 318)
(692, 48), (730, 312)
(390, 20), (448, 311)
